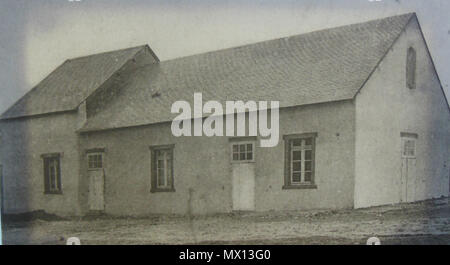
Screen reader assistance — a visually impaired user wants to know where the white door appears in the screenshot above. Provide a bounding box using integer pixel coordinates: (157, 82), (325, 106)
(87, 153), (105, 211)
(401, 158), (417, 203)
(400, 135), (417, 203)
(231, 142), (255, 211)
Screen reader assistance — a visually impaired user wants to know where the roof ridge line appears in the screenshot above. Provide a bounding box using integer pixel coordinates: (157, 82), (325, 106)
(158, 13), (416, 64)
(1, 45), (148, 120)
(74, 46), (150, 112)
(65, 44), (148, 62)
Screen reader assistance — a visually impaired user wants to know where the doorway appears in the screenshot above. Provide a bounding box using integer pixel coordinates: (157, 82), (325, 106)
(230, 140), (255, 211)
(87, 151), (105, 211)
(400, 133), (417, 203)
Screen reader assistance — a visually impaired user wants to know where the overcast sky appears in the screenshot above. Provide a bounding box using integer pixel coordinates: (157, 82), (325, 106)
(0, 0), (449, 113)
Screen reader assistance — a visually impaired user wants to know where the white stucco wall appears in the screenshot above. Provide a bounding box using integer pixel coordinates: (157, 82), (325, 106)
(354, 16), (450, 208)
(0, 109), (84, 216)
(79, 100), (355, 216)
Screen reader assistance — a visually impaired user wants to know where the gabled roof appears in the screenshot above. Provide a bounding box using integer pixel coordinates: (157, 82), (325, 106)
(1, 45), (151, 119)
(80, 13), (414, 132)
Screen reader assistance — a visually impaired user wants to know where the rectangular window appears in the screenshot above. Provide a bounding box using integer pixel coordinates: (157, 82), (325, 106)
(406, 47), (416, 89)
(403, 139), (416, 157)
(401, 132), (418, 158)
(150, 145), (175, 192)
(231, 142), (254, 162)
(283, 133), (317, 189)
(42, 154), (62, 194)
(87, 153), (103, 170)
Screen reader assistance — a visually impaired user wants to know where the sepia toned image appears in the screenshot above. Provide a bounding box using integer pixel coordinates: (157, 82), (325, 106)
(0, 0), (449, 246)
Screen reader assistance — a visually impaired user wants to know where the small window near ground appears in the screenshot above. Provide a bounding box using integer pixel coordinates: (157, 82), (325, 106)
(150, 145), (175, 192)
(42, 154), (62, 194)
(87, 153), (103, 170)
(283, 133), (317, 189)
(231, 142), (254, 162)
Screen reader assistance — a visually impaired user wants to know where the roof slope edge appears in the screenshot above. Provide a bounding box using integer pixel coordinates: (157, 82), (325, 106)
(0, 45), (149, 120)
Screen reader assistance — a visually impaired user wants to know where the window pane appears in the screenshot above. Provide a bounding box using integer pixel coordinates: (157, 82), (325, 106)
(157, 168), (165, 186)
(88, 154), (103, 169)
(404, 140), (415, 156)
(166, 159), (172, 186)
(247, 152), (253, 160)
(98, 157), (102, 168)
(156, 150), (164, 160)
(305, 161), (312, 171)
(292, 139), (301, 147)
(292, 173), (301, 183)
(157, 160), (164, 169)
(247, 144), (253, 152)
(305, 150), (312, 160)
(292, 150), (301, 161)
(293, 161), (301, 172)
(239, 144), (246, 152)
(239, 152), (246, 160)
(233, 153), (239, 161)
(50, 164), (56, 189)
(233, 145), (238, 152)
(304, 172), (312, 182)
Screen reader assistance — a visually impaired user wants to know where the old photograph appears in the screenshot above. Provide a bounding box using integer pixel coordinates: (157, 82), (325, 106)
(0, 0), (449, 246)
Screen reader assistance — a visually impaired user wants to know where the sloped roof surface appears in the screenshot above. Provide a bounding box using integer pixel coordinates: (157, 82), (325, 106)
(1, 45), (147, 119)
(81, 13), (414, 131)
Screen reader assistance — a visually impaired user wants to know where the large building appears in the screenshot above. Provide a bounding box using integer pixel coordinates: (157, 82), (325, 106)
(0, 13), (449, 216)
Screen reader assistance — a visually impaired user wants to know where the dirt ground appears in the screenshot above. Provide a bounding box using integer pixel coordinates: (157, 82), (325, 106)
(2, 197), (449, 245)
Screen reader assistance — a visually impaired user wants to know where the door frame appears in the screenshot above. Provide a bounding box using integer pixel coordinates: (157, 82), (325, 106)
(229, 137), (257, 211)
(400, 132), (418, 203)
(86, 148), (106, 212)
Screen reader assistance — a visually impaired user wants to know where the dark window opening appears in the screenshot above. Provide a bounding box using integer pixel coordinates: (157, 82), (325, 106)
(150, 145), (175, 192)
(406, 47), (416, 89)
(87, 153), (103, 170)
(283, 133), (317, 189)
(42, 154), (62, 194)
(231, 142), (254, 162)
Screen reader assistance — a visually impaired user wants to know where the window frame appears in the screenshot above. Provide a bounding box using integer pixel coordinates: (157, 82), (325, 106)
(283, 133), (318, 189)
(406, 46), (417, 90)
(150, 144), (175, 193)
(41, 153), (62, 194)
(87, 152), (104, 171)
(230, 141), (255, 163)
(401, 132), (418, 159)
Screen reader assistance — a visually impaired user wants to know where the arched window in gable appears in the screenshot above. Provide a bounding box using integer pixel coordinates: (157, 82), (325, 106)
(406, 47), (416, 89)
